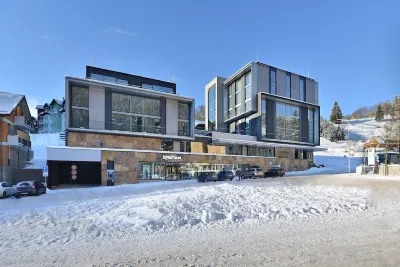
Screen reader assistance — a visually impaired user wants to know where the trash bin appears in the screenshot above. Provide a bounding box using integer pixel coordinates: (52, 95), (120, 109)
(107, 179), (114, 186)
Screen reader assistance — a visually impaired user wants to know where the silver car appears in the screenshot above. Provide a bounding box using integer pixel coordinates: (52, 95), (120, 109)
(0, 182), (15, 199)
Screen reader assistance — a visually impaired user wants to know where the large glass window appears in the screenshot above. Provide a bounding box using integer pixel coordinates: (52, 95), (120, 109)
(308, 108), (315, 143)
(90, 73), (128, 85)
(223, 87), (228, 120)
(235, 80), (242, 106)
(245, 72), (251, 100)
(208, 85), (216, 131)
(262, 99), (267, 137)
(228, 84), (233, 118)
(178, 103), (190, 136)
(270, 68), (276, 94)
(276, 102), (300, 142)
(286, 73), (291, 98)
(300, 77), (306, 101)
(161, 140), (174, 151)
(111, 93), (161, 134)
(142, 84), (174, 94)
(71, 86), (89, 128)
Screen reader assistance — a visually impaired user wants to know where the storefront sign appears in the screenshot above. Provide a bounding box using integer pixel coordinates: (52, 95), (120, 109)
(162, 155), (182, 161)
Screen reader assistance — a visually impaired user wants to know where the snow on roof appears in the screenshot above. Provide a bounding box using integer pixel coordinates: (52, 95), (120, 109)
(54, 99), (63, 105)
(36, 104), (44, 109)
(0, 92), (24, 115)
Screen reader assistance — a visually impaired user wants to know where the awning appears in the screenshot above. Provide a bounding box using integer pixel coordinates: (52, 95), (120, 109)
(212, 138), (327, 151)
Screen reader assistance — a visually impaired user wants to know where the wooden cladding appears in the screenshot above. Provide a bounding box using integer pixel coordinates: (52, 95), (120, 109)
(207, 145), (226, 154)
(190, 142), (207, 153)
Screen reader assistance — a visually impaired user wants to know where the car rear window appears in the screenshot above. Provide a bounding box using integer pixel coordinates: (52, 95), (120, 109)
(17, 182), (30, 186)
(256, 168), (262, 171)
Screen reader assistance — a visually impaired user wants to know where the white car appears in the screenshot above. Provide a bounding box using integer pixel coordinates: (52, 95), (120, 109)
(0, 182), (15, 199)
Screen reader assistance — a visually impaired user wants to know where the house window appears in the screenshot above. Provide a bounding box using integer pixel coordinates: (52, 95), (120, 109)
(300, 77), (306, 101)
(276, 102), (300, 142)
(180, 141), (191, 152)
(111, 93), (161, 134)
(286, 73), (291, 98)
(270, 68), (276, 94)
(178, 103), (190, 136)
(161, 140), (174, 151)
(71, 86), (89, 128)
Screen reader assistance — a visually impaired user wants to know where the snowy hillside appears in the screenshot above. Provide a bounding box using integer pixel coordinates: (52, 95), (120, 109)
(343, 117), (386, 141)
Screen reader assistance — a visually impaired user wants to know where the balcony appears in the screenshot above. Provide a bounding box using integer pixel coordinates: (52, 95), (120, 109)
(7, 135), (31, 150)
(14, 116), (33, 132)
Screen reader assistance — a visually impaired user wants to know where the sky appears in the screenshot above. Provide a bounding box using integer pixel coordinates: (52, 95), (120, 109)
(0, 0), (399, 118)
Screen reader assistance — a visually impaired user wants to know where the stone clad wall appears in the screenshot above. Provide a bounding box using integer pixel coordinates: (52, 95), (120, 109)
(101, 150), (311, 185)
(67, 132), (161, 150)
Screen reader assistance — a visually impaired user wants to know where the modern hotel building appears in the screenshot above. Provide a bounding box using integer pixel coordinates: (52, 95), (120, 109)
(46, 64), (322, 186)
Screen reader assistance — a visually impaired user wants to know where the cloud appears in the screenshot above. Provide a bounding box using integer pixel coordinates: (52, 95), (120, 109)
(40, 34), (50, 40)
(106, 27), (138, 37)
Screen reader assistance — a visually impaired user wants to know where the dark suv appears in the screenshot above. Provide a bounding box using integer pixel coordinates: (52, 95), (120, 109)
(218, 170), (234, 181)
(15, 181), (46, 198)
(264, 167), (285, 178)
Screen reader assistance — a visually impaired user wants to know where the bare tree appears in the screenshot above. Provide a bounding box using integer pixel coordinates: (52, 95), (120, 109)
(195, 105), (205, 121)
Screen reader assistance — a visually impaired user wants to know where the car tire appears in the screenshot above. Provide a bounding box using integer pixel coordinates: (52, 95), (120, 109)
(252, 175), (255, 179)
(35, 190), (40, 196)
(15, 195), (20, 199)
(2, 192), (6, 199)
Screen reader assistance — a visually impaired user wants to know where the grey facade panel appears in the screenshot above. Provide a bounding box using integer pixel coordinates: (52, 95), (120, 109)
(257, 64), (269, 93)
(229, 82), (235, 118)
(276, 70), (286, 97)
(89, 86), (105, 130)
(306, 79), (316, 104)
(291, 74), (300, 100)
(300, 106), (308, 142)
(266, 99), (276, 138)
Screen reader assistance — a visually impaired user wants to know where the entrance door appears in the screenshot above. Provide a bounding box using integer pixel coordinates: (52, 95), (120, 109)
(165, 164), (179, 180)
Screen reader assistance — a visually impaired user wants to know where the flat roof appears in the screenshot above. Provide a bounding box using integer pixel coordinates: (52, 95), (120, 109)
(66, 76), (194, 102)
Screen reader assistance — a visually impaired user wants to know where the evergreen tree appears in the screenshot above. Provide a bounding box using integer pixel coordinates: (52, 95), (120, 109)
(375, 104), (384, 121)
(330, 102), (343, 123)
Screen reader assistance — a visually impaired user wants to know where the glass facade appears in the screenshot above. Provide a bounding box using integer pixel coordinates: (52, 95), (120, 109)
(223, 87), (228, 120)
(90, 73), (128, 85)
(235, 79), (242, 116)
(228, 84), (233, 118)
(276, 102), (300, 142)
(208, 85), (216, 130)
(270, 68), (276, 94)
(286, 73), (291, 98)
(245, 72), (251, 100)
(262, 99), (267, 137)
(308, 108), (315, 143)
(71, 86), (89, 128)
(111, 93), (161, 134)
(142, 84), (174, 94)
(300, 77), (306, 101)
(178, 103), (190, 136)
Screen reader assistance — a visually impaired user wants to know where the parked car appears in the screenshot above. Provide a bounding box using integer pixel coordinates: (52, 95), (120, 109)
(0, 182), (15, 199)
(243, 168), (264, 179)
(197, 172), (218, 183)
(264, 166), (285, 178)
(15, 181), (46, 198)
(218, 170), (235, 181)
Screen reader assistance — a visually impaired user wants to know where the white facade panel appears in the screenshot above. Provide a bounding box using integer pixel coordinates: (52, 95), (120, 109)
(89, 86), (105, 130)
(47, 147), (101, 162)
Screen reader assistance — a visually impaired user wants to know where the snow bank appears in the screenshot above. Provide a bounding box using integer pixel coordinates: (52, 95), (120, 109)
(0, 183), (371, 248)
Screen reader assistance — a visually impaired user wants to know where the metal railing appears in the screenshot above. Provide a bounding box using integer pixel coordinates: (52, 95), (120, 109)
(70, 118), (191, 137)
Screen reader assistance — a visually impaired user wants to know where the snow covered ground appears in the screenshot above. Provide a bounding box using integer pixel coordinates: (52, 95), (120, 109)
(1, 174), (400, 266)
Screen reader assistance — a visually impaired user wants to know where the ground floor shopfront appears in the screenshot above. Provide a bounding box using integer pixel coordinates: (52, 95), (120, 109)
(47, 146), (314, 186)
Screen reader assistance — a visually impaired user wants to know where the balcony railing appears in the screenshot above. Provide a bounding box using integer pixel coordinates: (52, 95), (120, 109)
(7, 135), (31, 149)
(14, 116), (34, 132)
(70, 118), (192, 137)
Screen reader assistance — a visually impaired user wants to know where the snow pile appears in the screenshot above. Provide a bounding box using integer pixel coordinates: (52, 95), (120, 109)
(0, 183), (370, 248)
